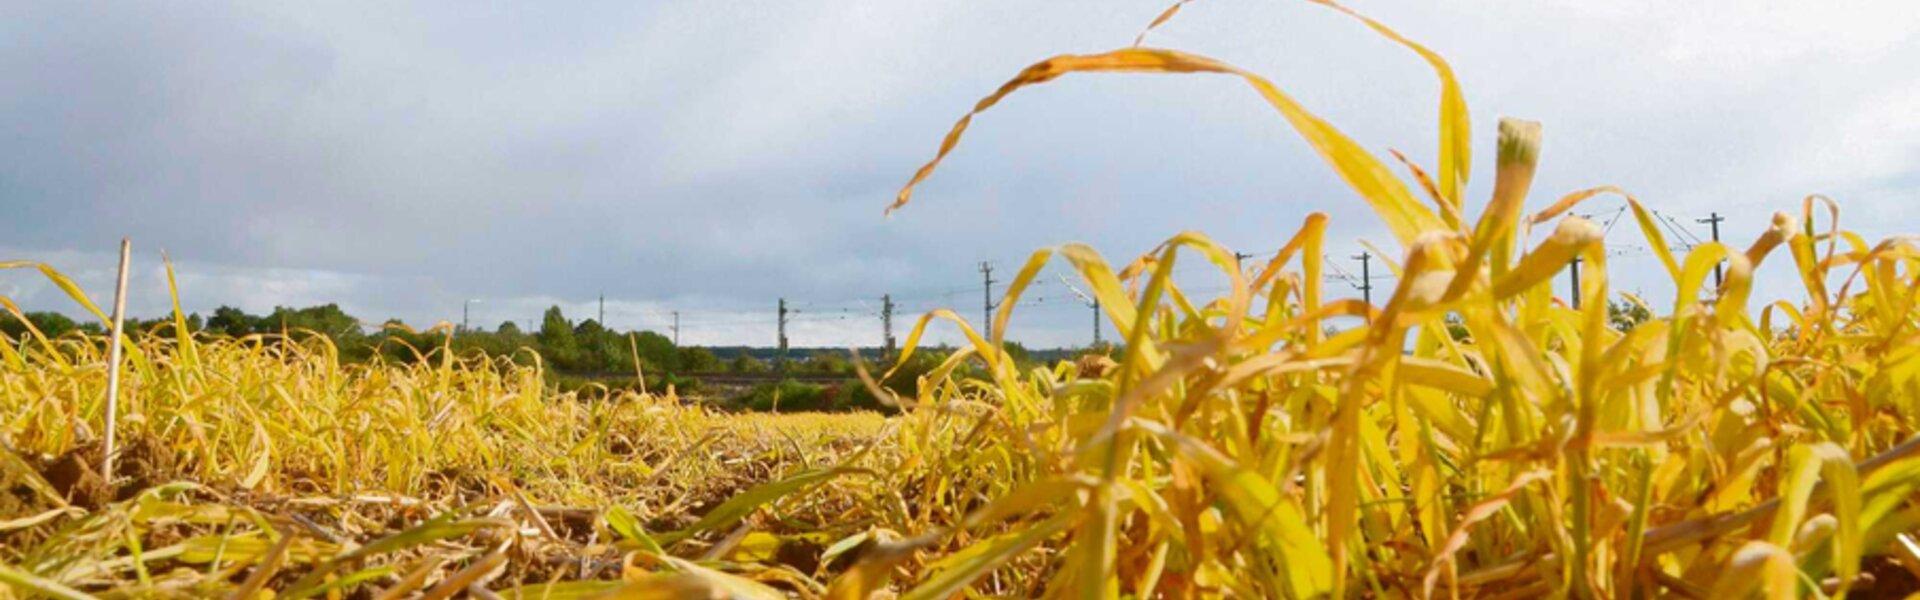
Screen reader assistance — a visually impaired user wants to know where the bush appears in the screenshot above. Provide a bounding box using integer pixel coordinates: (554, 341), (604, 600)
(733, 380), (830, 412)
(728, 379), (897, 413)
(728, 353), (769, 373)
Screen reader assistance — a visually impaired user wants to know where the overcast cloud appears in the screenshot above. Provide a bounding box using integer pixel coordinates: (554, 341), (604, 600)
(3, 0), (1917, 347)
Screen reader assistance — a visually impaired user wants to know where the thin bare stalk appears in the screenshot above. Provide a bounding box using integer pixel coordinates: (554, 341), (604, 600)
(102, 238), (131, 484)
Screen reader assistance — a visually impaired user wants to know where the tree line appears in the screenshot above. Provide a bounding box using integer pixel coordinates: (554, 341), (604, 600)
(1, 303), (942, 378)
(5, 303), (1090, 412)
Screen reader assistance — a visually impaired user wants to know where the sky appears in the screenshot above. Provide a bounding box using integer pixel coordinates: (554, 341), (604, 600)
(3, 0), (1918, 348)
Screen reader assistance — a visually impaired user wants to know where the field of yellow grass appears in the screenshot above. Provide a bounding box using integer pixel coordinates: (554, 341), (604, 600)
(0, 319), (898, 597)
(8, 1), (1920, 598)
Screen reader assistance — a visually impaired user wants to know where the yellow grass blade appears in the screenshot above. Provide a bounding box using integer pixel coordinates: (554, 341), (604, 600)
(1307, 0), (1471, 215)
(1135, 420), (1332, 598)
(1445, 118), (1540, 300)
(1060, 243), (1159, 370)
(1421, 469), (1552, 597)
(1132, 0), (1201, 47)
(0, 295), (69, 370)
(498, 581), (625, 599)
(1769, 442), (1862, 596)
(162, 252), (201, 371)
(1491, 216), (1602, 300)
(0, 262), (111, 324)
(902, 511), (1077, 600)
(885, 308), (998, 382)
(1707, 541), (1798, 600)
(888, 47), (1444, 248)
(993, 249), (1055, 349)
(669, 467), (866, 542)
(0, 562), (96, 600)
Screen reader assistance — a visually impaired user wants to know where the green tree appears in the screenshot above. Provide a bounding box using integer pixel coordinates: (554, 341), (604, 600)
(271, 304), (360, 338)
(1, 311), (83, 339)
(539, 306), (579, 367)
(574, 318), (608, 339)
(207, 305), (257, 336)
(805, 353), (850, 374)
(729, 353), (768, 374)
(1444, 313), (1472, 342)
(678, 346), (722, 372)
(631, 330), (677, 373)
(592, 332), (627, 372)
(1001, 341), (1033, 366)
(1608, 300), (1652, 332)
(138, 311), (205, 338)
(571, 319), (617, 370)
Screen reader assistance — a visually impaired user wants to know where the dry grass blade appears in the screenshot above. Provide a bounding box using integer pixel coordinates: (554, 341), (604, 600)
(372, 556), (446, 600)
(1422, 469), (1552, 597)
(1306, 0), (1472, 215)
(0, 563), (96, 600)
(225, 529), (295, 600)
(902, 511), (1076, 600)
(418, 543), (509, 600)
(1708, 541), (1798, 599)
(887, 47), (1445, 248)
(1133, 0), (1201, 47)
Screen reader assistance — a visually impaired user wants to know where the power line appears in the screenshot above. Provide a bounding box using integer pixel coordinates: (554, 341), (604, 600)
(1324, 254), (1361, 288)
(1598, 206), (1628, 235)
(1650, 208), (1705, 248)
(487, 241), (1434, 348)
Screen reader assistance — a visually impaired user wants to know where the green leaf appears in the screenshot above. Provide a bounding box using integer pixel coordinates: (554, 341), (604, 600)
(664, 467), (864, 543)
(606, 505), (664, 555)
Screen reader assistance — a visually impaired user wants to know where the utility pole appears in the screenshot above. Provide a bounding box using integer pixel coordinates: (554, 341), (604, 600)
(979, 262), (997, 340)
(777, 298), (790, 377)
(1570, 257), (1583, 310)
(463, 298), (482, 332)
(1697, 212), (1725, 288)
(1060, 275), (1102, 348)
(1570, 213), (1588, 310)
(598, 294), (605, 326)
(1352, 252), (1373, 308)
(671, 311), (680, 346)
(881, 294), (896, 359)
(1091, 297), (1102, 347)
